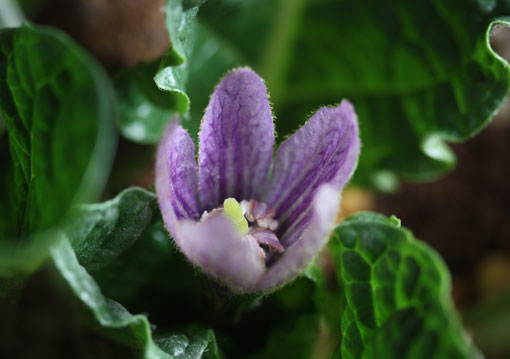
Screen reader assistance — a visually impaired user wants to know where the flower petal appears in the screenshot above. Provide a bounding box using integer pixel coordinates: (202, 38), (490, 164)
(265, 100), (360, 247)
(175, 214), (265, 292)
(257, 184), (340, 292)
(156, 121), (201, 237)
(198, 68), (275, 210)
(249, 229), (284, 253)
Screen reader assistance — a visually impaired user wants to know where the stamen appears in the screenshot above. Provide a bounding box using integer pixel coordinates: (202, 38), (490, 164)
(240, 200), (279, 230)
(223, 198), (249, 235)
(201, 199), (283, 265)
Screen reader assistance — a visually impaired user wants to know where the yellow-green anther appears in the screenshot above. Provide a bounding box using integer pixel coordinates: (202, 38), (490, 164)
(223, 198), (249, 235)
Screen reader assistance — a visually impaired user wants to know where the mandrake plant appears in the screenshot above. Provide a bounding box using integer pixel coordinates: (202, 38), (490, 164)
(0, 0), (509, 358)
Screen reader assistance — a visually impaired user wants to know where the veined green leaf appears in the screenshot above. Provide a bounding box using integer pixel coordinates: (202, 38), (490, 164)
(51, 237), (222, 359)
(193, 0), (510, 188)
(52, 187), (222, 358)
(165, 0), (208, 66)
(115, 0), (209, 143)
(66, 187), (159, 271)
(156, 0), (210, 98)
(0, 23), (116, 276)
(119, 1), (510, 182)
(333, 213), (481, 359)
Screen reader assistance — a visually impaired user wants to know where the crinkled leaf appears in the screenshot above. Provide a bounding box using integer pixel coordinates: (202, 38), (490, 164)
(164, 0), (208, 66)
(333, 212), (481, 359)
(0, 23), (116, 276)
(65, 187), (159, 271)
(128, 1), (510, 178)
(156, 330), (222, 359)
(63, 187), (183, 306)
(155, 0), (215, 125)
(191, 0), (510, 188)
(63, 187), (247, 347)
(61, 187), (337, 358)
(116, 0), (208, 143)
(116, 0), (212, 143)
(52, 187), (222, 358)
(51, 237), (222, 359)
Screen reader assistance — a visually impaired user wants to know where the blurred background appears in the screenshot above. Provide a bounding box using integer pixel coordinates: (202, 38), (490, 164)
(1, 0), (509, 358)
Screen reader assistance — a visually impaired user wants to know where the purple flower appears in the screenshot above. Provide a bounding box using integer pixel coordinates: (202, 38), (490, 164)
(156, 68), (360, 293)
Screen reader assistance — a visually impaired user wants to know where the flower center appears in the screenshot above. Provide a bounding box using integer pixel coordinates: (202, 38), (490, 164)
(200, 198), (284, 265)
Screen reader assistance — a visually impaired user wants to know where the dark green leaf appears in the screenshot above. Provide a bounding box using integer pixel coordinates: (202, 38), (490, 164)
(66, 187), (159, 271)
(53, 188), (222, 358)
(155, 0), (216, 128)
(114, 61), (187, 143)
(66, 193), (209, 322)
(249, 315), (323, 359)
(333, 212), (481, 359)
(0, 23), (116, 275)
(61, 186), (342, 358)
(192, 0), (510, 188)
(165, 0), (208, 66)
(64, 190), (321, 357)
(51, 237), (222, 359)
(115, 0), (209, 144)
(156, 329), (222, 359)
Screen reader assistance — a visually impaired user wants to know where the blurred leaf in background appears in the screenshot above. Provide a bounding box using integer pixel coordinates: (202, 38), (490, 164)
(115, 59), (188, 144)
(465, 290), (510, 357)
(333, 213), (481, 359)
(133, 0), (510, 190)
(114, 0), (204, 143)
(0, 23), (116, 277)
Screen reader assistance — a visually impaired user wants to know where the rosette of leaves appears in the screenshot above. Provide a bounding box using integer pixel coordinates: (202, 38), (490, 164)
(48, 184), (481, 358)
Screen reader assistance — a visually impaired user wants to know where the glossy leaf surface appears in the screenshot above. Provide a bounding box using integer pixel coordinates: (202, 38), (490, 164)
(114, 0), (208, 143)
(114, 61), (186, 143)
(53, 187), (222, 358)
(333, 213), (480, 359)
(191, 0), (510, 187)
(0, 23), (116, 275)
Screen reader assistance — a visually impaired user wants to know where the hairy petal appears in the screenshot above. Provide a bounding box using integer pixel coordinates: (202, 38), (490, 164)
(257, 184), (340, 292)
(175, 215), (265, 292)
(156, 121), (200, 237)
(198, 68), (275, 210)
(265, 100), (360, 247)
